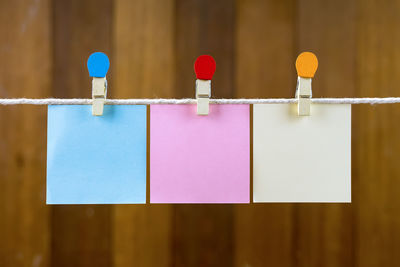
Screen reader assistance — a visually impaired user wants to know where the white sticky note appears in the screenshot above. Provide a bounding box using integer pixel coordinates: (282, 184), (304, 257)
(253, 104), (351, 202)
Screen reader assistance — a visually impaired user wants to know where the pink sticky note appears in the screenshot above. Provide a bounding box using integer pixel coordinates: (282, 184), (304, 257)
(150, 104), (250, 203)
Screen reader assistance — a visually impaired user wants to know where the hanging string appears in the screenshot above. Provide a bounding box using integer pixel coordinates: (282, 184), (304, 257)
(0, 97), (400, 105)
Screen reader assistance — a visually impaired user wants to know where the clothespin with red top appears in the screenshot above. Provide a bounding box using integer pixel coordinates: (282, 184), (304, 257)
(194, 55), (216, 115)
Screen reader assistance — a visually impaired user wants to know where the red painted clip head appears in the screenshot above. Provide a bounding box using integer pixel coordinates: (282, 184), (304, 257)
(194, 55), (216, 80)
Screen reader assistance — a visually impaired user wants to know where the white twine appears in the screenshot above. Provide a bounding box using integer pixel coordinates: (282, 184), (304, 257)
(0, 97), (400, 105)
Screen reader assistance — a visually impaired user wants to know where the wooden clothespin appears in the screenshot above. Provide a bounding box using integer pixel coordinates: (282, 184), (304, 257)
(194, 55), (216, 115)
(87, 52), (110, 116)
(295, 52), (318, 116)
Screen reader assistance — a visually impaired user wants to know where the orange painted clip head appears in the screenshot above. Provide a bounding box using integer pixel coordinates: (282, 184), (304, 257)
(295, 52), (318, 78)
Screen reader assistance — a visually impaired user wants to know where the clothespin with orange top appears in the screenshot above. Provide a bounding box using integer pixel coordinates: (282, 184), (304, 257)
(295, 52), (318, 116)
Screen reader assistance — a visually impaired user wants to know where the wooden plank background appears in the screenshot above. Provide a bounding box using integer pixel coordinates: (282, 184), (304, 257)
(0, 0), (400, 266)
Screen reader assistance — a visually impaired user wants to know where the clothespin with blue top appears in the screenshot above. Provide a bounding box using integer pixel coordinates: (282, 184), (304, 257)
(87, 52), (110, 116)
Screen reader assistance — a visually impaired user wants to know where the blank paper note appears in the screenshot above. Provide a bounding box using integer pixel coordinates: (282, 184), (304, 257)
(253, 104), (351, 203)
(150, 104), (250, 203)
(47, 105), (146, 204)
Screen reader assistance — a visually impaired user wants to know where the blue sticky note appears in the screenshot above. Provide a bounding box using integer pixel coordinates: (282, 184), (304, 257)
(47, 105), (147, 204)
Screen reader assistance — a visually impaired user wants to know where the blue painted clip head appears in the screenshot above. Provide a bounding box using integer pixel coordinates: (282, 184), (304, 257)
(87, 52), (110, 78)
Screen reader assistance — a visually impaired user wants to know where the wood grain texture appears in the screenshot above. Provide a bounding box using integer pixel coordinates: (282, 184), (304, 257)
(355, 0), (400, 266)
(234, 1), (295, 266)
(0, 0), (51, 266)
(297, 0), (356, 98)
(113, 0), (175, 98)
(53, 0), (113, 98)
(51, 1), (113, 267)
(113, 1), (174, 266)
(235, 0), (296, 99)
(175, 0), (235, 98)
